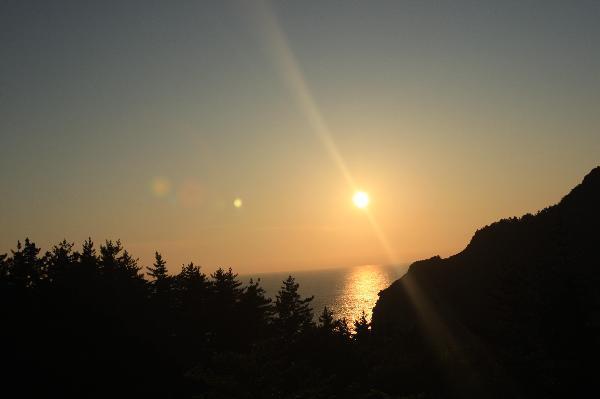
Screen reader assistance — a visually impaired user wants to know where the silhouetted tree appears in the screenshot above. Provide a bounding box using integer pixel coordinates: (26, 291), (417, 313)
(146, 252), (176, 347)
(69, 237), (101, 307)
(240, 278), (273, 344)
(174, 262), (210, 361)
(319, 306), (335, 333)
(45, 240), (76, 283)
(147, 251), (167, 278)
(99, 239), (122, 276)
(334, 317), (351, 340)
(176, 262), (209, 325)
(177, 262), (209, 299)
(353, 310), (370, 344)
(9, 238), (43, 288)
(318, 306), (351, 341)
(274, 275), (314, 338)
(147, 252), (173, 296)
(210, 267), (243, 302)
(79, 237), (98, 272)
(117, 249), (144, 281)
(0, 253), (8, 281)
(208, 267), (244, 348)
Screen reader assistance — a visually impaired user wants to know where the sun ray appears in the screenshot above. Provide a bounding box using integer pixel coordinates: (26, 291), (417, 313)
(253, 1), (356, 189)
(252, 1), (399, 266)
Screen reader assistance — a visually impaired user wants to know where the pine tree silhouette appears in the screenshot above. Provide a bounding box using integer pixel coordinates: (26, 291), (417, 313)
(175, 262), (210, 354)
(319, 306), (335, 333)
(45, 240), (76, 283)
(240, 278), (273, 344)
(147, 252), (172, 296)
(0, 253), (7, 281)
(208, 267), (244, 348)
(353, 310), (370, 344)
(9, 238), (42, 288)
(274, 275), (314, 338)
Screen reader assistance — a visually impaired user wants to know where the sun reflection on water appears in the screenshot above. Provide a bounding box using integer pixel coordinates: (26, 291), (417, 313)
(249, 264), (406, 325)
(334, 265), (402, 323)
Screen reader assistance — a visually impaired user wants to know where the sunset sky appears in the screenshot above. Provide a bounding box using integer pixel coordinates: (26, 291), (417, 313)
(2, 1), (599, 273)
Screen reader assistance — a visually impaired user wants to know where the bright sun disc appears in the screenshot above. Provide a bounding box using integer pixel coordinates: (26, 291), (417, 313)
(352, 191), (369, 209)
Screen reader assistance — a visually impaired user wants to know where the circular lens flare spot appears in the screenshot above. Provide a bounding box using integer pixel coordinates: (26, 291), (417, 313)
(151, 177), (171, 198)
(353, 191), (369, 209)
(233, 198), (243, 208)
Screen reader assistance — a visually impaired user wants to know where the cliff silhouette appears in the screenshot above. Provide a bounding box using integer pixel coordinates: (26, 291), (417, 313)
(372, 167), (600, 397)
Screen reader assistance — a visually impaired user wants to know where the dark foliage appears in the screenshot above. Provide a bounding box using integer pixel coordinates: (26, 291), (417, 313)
(0, 240), (370, 398)
(274, 275), (315, 339)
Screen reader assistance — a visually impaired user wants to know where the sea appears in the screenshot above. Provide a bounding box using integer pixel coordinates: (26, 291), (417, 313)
(242, 264), (408, 324)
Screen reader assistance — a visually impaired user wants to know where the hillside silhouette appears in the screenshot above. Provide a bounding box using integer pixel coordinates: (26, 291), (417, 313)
(1, 167), (598, 398)
(372, 166), (600, 397)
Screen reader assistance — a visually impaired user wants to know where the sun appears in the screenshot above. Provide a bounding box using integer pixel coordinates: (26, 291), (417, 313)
(352, 191), (369, 209)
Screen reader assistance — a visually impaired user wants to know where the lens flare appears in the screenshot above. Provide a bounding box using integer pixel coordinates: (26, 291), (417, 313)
(233, 198), (243, 208)
(151, 177), (171, 198)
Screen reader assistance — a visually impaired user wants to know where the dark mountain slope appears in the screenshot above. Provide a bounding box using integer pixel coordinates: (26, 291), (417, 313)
(371, 167), (600, 398)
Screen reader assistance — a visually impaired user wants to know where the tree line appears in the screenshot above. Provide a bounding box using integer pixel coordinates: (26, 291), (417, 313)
(0, 238), (373, 398)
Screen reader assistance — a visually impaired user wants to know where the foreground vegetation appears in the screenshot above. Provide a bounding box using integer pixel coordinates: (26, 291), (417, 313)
(1, 238), (376, 398)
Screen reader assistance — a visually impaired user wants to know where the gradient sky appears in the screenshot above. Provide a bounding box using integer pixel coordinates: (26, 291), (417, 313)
(1, 1), (599, 273)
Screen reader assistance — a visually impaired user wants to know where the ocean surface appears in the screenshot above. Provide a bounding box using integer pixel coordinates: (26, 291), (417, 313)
(243, 264), (408, 323)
